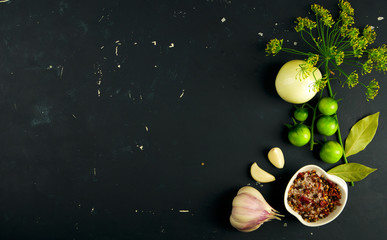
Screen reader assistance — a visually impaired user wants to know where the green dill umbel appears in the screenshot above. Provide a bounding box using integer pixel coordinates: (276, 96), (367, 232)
(266, 0), (385, 101)
(266, 0), (383, 185)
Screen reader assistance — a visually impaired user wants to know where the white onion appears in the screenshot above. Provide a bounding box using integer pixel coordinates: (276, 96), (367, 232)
(275, 60), (322, 104)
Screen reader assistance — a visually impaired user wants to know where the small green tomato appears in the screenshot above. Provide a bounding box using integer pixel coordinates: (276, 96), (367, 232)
(318, 97), (338, 116)
(294, 108), (309, 122)
(316, 115), (338, 136)
(319, 141), (343, 164)
(288, 124), (311, 147)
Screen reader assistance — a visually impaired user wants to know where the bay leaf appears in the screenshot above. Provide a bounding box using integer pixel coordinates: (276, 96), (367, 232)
(327, 163), (377, 182)
(344, 112), (379, 157)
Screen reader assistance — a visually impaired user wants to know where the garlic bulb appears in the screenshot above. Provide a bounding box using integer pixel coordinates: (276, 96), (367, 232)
(230, 186), (283, 232)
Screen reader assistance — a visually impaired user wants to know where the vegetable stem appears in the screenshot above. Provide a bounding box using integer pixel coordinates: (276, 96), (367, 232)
(325, 69), (354, 187)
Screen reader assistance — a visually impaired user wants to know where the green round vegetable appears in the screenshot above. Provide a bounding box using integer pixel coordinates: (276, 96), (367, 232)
(294, 108), (309, 122)
(288, 124), (311, 147)
(316, 115), (338, 136)
(319, 141), (343, 164)
(318, 97), (338, 116)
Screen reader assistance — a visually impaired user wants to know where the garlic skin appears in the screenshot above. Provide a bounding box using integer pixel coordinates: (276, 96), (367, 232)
(268, 147), (285, 169)
(230, 186), (283, 232)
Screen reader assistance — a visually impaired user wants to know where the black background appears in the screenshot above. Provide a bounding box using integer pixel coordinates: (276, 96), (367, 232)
(0, 0), (386, 239)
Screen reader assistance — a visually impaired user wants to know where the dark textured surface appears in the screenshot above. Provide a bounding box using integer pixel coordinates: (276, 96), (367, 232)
(0, 0), (386, 239)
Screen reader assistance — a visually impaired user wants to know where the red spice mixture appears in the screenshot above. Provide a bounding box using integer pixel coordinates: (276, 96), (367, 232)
(287, 170), (342, 222)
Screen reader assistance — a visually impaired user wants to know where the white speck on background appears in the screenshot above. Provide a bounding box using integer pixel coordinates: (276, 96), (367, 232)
(179, 89), (185, 98)
(294, 42), (298, 46)
(169, 43), (174, 48)
(59, 65), (64, 79)
(136, 145), (144, 150)
(377, 16), (384, 21)
(117, 64), (121, 68)
(93, 168), (97, 176)
(179, 210), (189, 213)
(152, 41), (157, 45)
(310, 232), (313, 235)
(115, 40), (122, 56)
(258, 32), (263, 37)
(221, 17), (226, 23)
(283, 222), (288, 227)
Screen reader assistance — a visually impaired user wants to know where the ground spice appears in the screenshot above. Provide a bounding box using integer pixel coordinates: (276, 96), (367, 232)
(287, 170), (342, 222)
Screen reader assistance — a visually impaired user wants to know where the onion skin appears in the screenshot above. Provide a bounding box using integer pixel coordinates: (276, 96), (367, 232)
(275, 60), (322, 104)
(230, 186), (283, 232)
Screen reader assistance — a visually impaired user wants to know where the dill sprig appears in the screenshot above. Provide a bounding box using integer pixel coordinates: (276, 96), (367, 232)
(265, 0), (385, 101)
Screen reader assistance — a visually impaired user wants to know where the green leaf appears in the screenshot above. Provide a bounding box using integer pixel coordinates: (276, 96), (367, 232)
(344, 112), (379, 157)
(327, 163), (377, 182)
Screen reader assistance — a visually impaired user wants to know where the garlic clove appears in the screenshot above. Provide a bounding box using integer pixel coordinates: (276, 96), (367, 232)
(250, 162), (275, 183)
(268, 147), (285, 169)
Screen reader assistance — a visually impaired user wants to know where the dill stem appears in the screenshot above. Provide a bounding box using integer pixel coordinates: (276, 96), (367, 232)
(325, 61), (354, 186)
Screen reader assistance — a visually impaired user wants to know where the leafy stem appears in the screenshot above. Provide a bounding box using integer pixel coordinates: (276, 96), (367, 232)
(324, 69), (354, 186)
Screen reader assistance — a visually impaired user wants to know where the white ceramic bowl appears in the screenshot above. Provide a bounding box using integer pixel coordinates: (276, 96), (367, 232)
(284, 165), (348, 227)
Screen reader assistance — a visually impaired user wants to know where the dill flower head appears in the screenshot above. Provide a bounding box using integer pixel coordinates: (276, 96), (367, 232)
(311, 4), (335, 27)
(362, 59), (373, 74)
(297, 55), (319, 80)
(346, 71), (359, 88)
(366, 79), (380, 101)
(295, 17), (317, 32)
(339, 0), (354, 16)
(363, 25), (376, 45)
(351, 36), (369, 58)
(368, 45), (387, 72)
(265, 38), (283, 56)
(330, 46), (345, 66)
